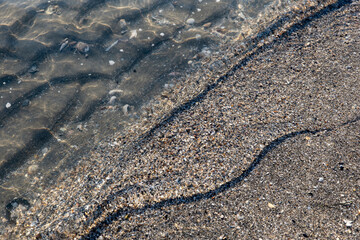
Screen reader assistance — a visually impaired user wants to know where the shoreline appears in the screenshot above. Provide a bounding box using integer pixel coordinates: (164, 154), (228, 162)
(0, 0), (302, 211)
(3, 0), (360, 238)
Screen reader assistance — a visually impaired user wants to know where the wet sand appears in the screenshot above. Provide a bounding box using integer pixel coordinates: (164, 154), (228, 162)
(2, 0), (360, 239)
(0, 0), (293, 212)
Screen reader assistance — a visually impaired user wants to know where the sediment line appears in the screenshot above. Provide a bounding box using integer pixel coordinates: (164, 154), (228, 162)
(82, 118), (358, 239)
(138, 0), (353, 143)
(79, 0), (354, 238)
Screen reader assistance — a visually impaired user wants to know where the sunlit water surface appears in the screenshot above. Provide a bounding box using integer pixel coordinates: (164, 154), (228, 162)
(0, 0), (299, 220)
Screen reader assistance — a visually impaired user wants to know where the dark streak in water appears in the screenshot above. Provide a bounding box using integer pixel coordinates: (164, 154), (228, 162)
(0, 129), (54, 179)
(0, 75), (17, 89)
(10, 9), (37, 36)
(0, 1), (191, 180)
(75, 0), (107, 21)
(0, 72), (111, 126)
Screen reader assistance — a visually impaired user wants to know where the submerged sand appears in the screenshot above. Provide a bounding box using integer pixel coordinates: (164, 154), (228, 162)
(3, 0), (360, 239)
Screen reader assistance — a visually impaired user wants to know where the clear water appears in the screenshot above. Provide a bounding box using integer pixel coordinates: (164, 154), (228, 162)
(0, 0), (299, 219)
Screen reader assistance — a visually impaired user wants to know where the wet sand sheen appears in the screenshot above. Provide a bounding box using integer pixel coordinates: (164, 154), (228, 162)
(0, 0), (299, 219)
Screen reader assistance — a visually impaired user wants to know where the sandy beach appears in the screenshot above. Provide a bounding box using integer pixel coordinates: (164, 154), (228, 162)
(2, 0), (359, 239)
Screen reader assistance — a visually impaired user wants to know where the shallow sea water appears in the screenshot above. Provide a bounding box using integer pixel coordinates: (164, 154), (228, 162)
(0, 0), (300, 220)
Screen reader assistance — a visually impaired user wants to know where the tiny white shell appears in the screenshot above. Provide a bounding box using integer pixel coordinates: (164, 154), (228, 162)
(108, 96), (117, 105)
(130, 30), (137, 39)
(122, 104), (130, 115)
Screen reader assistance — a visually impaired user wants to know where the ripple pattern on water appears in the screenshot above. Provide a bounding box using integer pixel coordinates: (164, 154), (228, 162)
(0, 0), (300, 218)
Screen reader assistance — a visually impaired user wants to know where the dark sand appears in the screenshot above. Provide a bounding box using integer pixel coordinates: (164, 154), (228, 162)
(3, 0), (359, 239)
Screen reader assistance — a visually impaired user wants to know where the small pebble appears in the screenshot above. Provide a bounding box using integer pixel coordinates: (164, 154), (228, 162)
(339, 162), (344, 170)
(130, 30), (137, 39)
(22, 99), (30, 107)
(42, 148), (48, 154)
(203, 22), (211, 28)
(28, 165), (39, 175)
(119, 19), (127, 28)
(268, 202), (276, 209)
(122, 104), (130, 115)
(216, 28), (228, 34)
(5, 102), (11, 108)
(75, 42), (90, 53)
(108, 96), (116, 105)
(186, 18), (195, 24)
(28, 65), (38, 74)
(109, 60), (115, 65)
(344, 219), (353, 228)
